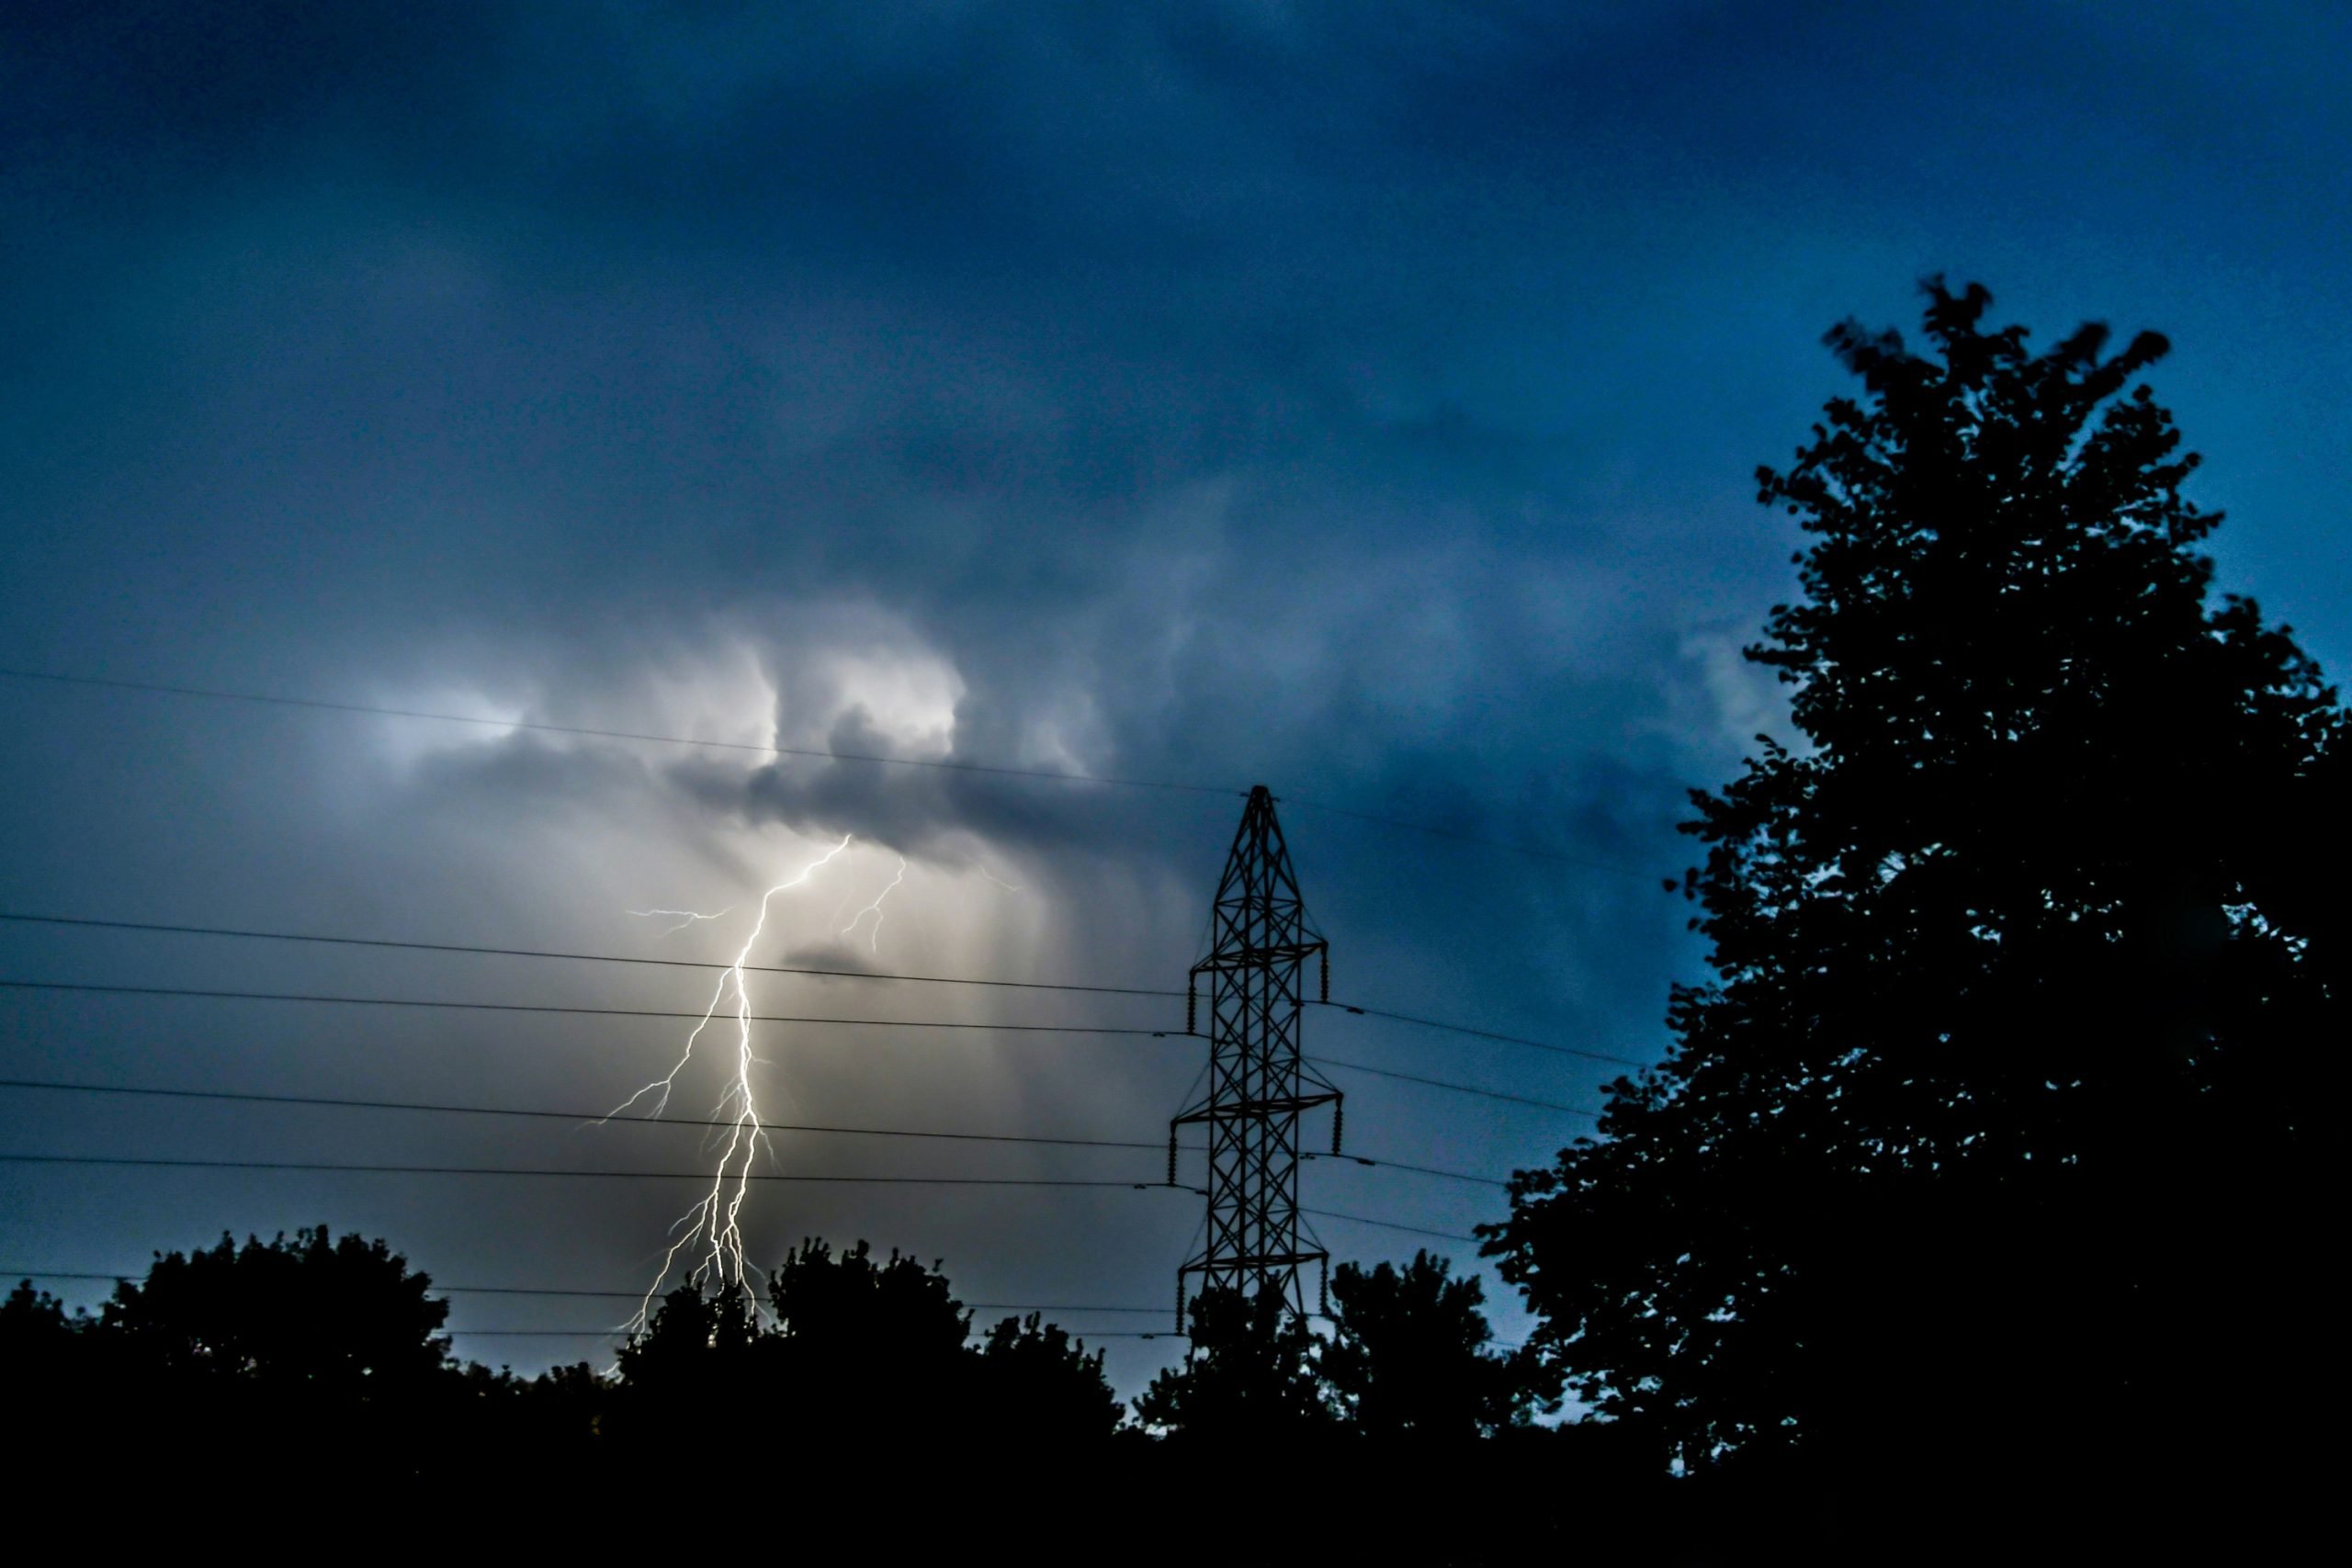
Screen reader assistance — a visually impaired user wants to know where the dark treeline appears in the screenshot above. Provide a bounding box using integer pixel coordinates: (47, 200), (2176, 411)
(4, 1231), (1543, 1451)
(5, 1230), (1639, 1557)
(6, 283), (2331, 1556)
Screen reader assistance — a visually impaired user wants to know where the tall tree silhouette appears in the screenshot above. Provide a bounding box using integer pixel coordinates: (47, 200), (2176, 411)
(1484, 281), (2337, 1520)
(1131, 1285), (1331, 1441)
(1322, 1251), (1530, 1439)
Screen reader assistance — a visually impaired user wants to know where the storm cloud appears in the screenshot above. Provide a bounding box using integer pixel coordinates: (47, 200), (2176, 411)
(4, 2), (2346, 1392)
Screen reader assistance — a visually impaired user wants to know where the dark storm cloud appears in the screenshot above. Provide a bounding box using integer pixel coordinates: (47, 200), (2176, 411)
(5, 1), (2347, 1383)
(0, 0), (2324, 1006)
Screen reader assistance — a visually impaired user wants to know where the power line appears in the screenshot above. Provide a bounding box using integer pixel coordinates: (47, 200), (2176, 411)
(1299, 1207), (1477, 1243)
(0, 976), (1606, 1122)
(0, 1076), (1512, 1189)
(0, 1076), (1161, 1152)
(0, 978), (1178, 1036)
(0, 1155), (1484, 1246)
(0, 1269), (1175, 1314)
(0, 1155), (1483, 1235)
(1, 1270), (1534, 1348)
(2, 1274), (1533, 1347)
(0, 1152), (1189, 1188)
(1316, 999), (1644, 1069)
(441, 1327), (1532, 1347)
(445, 1330), (1182, 1343)
(1306, 1055), (1600, 1120)
(447, 1327), (1531, 1348)
(0, 911), (1185, 1001)
(0, 909), (1645, 1070)
(1300, 1149), (1507, 1190)
(0, 666), (1237, 798)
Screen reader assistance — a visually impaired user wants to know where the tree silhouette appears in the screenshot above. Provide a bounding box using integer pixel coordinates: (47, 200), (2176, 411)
(765, 1237), (970, 1443)
(2, 1280), (90, 1427)
(608, 1280), (767, 1440)
(1483, 281), (2337, 1527)
(2, 1280), (79, 1353)
(608, 1239), (1119, 1451)
(39, 1227), (465, 1485)
(102, 1226), (452, 1393)
(1131, 1285), (1331, 1441)
(1322, 1251), (1531, 1439)
(972, 1312), (1121, 1443)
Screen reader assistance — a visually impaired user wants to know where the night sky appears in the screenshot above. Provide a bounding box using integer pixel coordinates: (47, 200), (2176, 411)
(3, 2), (2346, 1394)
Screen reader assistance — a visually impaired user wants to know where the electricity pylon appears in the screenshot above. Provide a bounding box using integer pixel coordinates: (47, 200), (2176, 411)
(1171, 784), (1342, 1328)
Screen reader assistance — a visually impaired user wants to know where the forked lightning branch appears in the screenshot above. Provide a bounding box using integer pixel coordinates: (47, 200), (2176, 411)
(608, 834), (909, 1329)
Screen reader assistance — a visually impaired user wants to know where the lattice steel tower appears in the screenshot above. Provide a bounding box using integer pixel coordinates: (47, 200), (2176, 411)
(1171, 785), (1342, 1327)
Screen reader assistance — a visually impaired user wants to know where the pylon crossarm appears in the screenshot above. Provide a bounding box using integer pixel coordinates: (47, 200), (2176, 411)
(1179, 1251), (1326, 1278)
(1175, 1092), (1336, 1122)
(1190, 941), (1324, 975)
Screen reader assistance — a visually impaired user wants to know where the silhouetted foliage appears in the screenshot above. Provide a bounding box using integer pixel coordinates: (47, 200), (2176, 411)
(609, 1238), (1118, 1450)
(7, 1225), (1664, 1550)
(1131, 1284), (1333, 1440)
(2, 1279), (80, 1352)
(972, 1311), (1122, 1443)
(1323, 1250), (1532, 1439)
(102, 1226), (451, 1393)
(755, 1236), (970, 1450)
(1485, 280), (2338, 1530)
(607, 1279), (767, 1439)
(2, 1280), (89, 1422)
(1, 1228), (469, 1487)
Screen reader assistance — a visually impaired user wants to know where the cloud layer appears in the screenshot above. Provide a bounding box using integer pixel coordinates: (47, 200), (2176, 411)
(4, 2), (2347, 1388)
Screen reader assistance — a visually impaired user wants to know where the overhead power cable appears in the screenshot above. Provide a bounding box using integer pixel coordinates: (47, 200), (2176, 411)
(0, 1156), (1479, 1239)
(0, 976), (1605, 1122)
(0, 911), (1184, 1000)
(0, 1269), (1179, 1313)
(1299, 1149), (1507, 1190)
(0, 979), (1178, 1037)
(1315, 999), (1643, 1069)
(1306, 1056), (1600, 1119)
(0, 1277), (1529, 1349)
(441, 1325), (1524, 1347)
(0, 1271), (1532, 1349)
(0, 910), (1644, 1068)
(1298, 1207), (1477, 1243)
(440, 1327), (1183, 1340)
(0, 1151), (1194, 1189)
(0, 1156), (1481, 1245)
(1, 973), (1605, 1121)
(0, 1076), (1511, 1189)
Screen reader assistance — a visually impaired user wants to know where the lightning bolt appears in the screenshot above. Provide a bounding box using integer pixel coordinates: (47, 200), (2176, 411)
(626, 907), (734, 937)
(839, 855), (907, 954)
(978, 867), (1023, 893)
(611, 834), (854, 1329)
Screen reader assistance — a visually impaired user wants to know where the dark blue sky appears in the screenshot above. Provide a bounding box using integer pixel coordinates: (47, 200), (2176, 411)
(3, 2), (2345, 1392)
